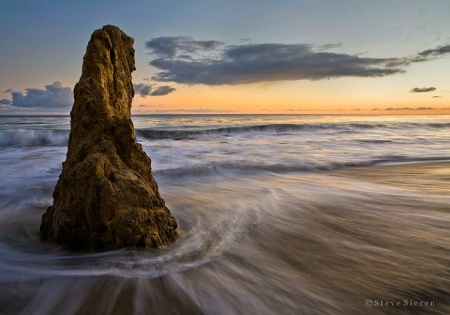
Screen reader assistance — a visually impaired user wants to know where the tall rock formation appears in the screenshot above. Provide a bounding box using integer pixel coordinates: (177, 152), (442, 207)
(40, 25), (178, 251)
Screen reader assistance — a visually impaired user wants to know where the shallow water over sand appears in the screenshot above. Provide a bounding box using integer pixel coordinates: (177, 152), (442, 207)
(1, 163), (450, 314)
(1, 115), (450, 314)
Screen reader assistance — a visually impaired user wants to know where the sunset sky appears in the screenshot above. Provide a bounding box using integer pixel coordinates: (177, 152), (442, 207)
(1, 0), (449, 114)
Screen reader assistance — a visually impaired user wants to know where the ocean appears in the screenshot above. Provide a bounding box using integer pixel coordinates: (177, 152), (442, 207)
(0, 114), (449, 314)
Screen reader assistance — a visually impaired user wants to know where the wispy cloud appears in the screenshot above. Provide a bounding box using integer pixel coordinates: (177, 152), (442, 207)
(150, 108), (236, 114)
(385, 107), (413, 111)
(133, 83), (176, 97)
(385, 106), (434, 111)
(146, 37), (405, 85)
(150, 86), (176, 96)
(402, 44), (450, 64)
(410, 87), (436, 93)
(416, 44), (450, 58)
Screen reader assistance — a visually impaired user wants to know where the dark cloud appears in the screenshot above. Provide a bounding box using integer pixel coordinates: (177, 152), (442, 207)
(133, 83), (153, 96)
(316, 43), (343, 50)
(2, 88), (13, 93)
(145, 37), (223, 58)
(150, 86), (176, 96)
(0, 99), (11, 105)
(146, 37), (450, 85)
(406, 44), (450, 64)
(432, 95), (442, 98)
(10, 82), (73, 108)
(410, 87), (436, 93)
(417, 44), (450, 58)
(133, 83), (176, 96)
(146, 38), (405, 85)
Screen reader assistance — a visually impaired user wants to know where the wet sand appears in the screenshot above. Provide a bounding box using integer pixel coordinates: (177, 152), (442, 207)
(336, 161), (450, 194)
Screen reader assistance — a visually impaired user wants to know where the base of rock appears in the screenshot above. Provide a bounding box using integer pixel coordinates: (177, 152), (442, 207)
(40, 148), (178, 251)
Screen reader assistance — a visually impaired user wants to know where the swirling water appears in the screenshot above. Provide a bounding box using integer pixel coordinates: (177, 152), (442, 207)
(0, 114), (449, 314)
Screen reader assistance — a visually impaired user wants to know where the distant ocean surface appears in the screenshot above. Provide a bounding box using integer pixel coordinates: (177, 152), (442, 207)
(1, 114), (449, 314)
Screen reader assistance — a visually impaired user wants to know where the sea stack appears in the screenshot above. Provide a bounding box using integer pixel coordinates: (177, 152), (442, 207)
(40, 25), (178, 251)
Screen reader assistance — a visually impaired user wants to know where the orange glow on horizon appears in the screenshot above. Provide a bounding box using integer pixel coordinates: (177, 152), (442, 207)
(131, 82), (450, 115)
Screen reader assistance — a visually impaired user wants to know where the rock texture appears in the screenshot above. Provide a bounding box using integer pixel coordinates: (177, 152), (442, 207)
(40, 25), (178, 251)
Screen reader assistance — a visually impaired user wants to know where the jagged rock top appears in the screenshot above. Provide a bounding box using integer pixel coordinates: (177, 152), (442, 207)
(79, 25), (135, 116)
(66, 25), (144, 176)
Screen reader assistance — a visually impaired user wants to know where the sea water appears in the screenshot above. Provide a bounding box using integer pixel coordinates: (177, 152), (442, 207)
(0, 114), (449, 314)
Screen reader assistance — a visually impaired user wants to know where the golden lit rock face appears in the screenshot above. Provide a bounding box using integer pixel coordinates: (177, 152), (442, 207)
(40, 25), (178, 251)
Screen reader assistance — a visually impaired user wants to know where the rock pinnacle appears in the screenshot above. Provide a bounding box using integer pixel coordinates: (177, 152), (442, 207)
(40, 25), (178, 251)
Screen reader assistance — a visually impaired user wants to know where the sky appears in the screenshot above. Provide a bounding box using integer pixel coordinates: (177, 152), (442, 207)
(1, 0), (450, 115)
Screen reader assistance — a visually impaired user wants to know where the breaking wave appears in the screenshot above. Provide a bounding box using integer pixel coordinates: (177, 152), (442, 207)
(154, 156), (450, 179)
(3, 122), (449, 145)
(136, 122), (450, 140)
(0, 130), (69, 147)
